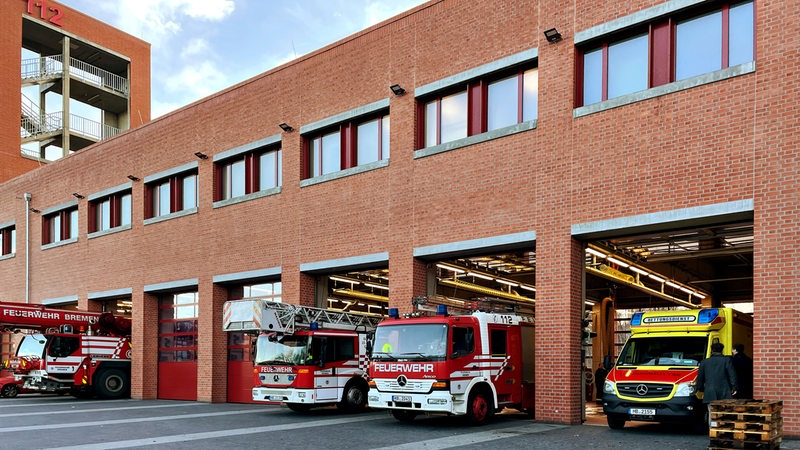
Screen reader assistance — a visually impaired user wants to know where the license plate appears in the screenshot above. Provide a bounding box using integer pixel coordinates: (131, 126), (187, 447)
(267, 395), (284, 401)
(629, 408), (655, 416)
(393, 395), (412, 402)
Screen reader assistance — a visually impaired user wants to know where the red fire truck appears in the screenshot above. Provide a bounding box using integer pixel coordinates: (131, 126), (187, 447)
(367, 296), (535, 425)
(223, 298), (381, 412)
(0, 301), (132, 399)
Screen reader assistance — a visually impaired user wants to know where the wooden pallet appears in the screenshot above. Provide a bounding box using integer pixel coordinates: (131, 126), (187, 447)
(711, 399), (783, 415)
(713, 419), (782, 432)
(709, 427), (781, 441)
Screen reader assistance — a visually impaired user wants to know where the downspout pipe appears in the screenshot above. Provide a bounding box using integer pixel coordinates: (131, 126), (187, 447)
(24, 192), (31, 303)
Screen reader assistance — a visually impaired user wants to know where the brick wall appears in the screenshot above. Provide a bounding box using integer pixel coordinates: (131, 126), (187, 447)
(0, 0), (796, 433)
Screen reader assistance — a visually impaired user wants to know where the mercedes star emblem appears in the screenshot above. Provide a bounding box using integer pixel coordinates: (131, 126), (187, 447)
(636, 384), (648, 396)
(397, 375), (407, 387)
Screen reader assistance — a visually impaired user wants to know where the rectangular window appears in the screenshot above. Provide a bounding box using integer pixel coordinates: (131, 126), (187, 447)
(90, 191), (132, 233)
(578, 1), (754, 106)
(243, 281), (282, 300)
(421, 64), (538, 149)
(43, 206), (78, 245)
(0, 225), (15, 256)
(216, 146), (282, 201)
(146, 171), (198, 219)
(356, 116), (390, 165)
(305, 113), (388, 179)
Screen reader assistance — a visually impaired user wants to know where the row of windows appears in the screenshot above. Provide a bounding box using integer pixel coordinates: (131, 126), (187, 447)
(579, 1), (753, 106)
(6, 1), (755, 251)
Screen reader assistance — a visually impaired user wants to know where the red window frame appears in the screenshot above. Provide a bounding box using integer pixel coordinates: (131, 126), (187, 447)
(213, 146), (281, 201)
(88, 191), (131, 233)
(303, 113), (389, 180)
(42, 207), (77, 245)
(145, 172), (197, 219)
(417, 65), (538, 150)
(0, 226), (14, 255)
(576, 1), (753, 107)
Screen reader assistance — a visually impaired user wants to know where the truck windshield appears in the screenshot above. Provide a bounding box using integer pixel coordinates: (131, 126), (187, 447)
(617, 336), (708, 367)
(16, 333), (47, 358)
(254, 334), (311, 365)
(372, 324), (447, 361)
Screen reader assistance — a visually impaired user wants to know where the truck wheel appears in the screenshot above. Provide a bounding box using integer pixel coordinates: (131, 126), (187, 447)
(95, 368), (130, 399)
(391, 410), (417, 422)
(338, 381), (367, 412)
(1, 384), (19, 398)
(607, 415), (626, 429)
(466, 390), (493, 426)
(286, 403), (312, 413)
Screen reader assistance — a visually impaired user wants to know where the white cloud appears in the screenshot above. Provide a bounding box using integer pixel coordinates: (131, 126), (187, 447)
(180, 38), (213, 59)
(163, 60), (229, 97)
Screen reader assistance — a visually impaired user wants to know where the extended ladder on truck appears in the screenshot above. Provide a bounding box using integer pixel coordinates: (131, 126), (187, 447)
(223, 298), (383, 334)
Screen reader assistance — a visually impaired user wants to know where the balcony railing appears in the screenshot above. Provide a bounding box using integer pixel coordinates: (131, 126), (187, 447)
(21, 55), (129, 96)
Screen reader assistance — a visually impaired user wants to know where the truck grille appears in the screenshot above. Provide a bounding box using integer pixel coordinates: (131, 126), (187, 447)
(374, 379), (434, 393)
(617, 382), (673, 398)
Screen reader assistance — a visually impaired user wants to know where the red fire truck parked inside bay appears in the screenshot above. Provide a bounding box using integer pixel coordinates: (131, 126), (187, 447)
(223, 298), (381, 412)
(368, 297), (535, 425)
(0, 301), (132, 399)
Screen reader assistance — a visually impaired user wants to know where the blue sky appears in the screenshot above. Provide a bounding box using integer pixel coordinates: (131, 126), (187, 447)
(59, 0), (427, 118)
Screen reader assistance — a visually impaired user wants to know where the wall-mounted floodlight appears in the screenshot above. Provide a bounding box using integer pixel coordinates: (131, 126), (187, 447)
(390, 84), (406, 96)
(544, 28), (562, 43)
(279, 123), (293, 132)
(194, 152), (208, 160)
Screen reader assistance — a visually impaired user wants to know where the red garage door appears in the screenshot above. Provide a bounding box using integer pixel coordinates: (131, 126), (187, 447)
(158, 292), (198, 400)
(227, 332), (257, 403)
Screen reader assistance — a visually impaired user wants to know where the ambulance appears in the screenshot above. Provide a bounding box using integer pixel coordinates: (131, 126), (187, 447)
(602, 307), (752, 431)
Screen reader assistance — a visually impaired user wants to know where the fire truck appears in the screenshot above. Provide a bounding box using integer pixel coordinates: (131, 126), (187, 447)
(0, 301), (132, 399)
(367, 296), (535, 425)
(602, 307), (753, 431)
(223, 298), (381, 412)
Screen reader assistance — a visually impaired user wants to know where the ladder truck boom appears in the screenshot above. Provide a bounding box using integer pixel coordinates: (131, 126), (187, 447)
(223, 298), (381, 333)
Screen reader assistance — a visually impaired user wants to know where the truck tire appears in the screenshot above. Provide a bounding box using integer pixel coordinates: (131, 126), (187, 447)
(338, 380), (368, 413)
(466, 390), (494, 426)
(607, 414), (626, 429)
(391, 410), (417, 422)
(95, 368), (130, 399)
(1, 383), (19, 398)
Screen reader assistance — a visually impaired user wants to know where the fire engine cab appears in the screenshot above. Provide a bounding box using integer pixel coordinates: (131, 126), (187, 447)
(223, 298), (381, 412)
(367, 296), (535, 425)
(0, 301), (132, 399)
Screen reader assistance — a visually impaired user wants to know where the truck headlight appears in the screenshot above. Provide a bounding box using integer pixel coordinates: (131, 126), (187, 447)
(674, 381), (695, 397)
(603, 379), (616, 394)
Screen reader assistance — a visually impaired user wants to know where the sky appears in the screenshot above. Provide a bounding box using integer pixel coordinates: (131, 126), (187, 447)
(58, 0), (428, 118)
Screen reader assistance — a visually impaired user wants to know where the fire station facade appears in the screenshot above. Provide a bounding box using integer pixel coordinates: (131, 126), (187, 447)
(1, 0), (797, 434)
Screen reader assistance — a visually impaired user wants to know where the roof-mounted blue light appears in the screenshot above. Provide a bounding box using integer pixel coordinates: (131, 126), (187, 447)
(309, 322), (319, 330)
(631, 312), (644, 326)
(697, 308), (719, 324)
(437, 304), (447, 316)
(389, 308), (400, 319)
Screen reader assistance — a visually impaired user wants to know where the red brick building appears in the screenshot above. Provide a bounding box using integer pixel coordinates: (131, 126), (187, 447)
(1, 0), (797, 435)
(0, 0), (150, 183)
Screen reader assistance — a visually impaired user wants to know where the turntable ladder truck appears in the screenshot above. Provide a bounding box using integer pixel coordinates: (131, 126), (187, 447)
(223, 298), (382, 412)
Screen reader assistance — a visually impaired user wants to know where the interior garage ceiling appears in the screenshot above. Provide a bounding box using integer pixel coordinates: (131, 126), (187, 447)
(587, 221), (753, 310)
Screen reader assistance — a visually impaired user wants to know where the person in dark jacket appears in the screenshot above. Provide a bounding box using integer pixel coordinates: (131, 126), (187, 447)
(696, 342), (738, 427)
(732, 343), (754, 399)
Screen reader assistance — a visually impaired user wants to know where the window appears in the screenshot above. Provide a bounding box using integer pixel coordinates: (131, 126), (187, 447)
(579, 1), (754, 106)
(89, 191), (131, 233)
(422, 67), (538, 148)
(158, 292), (199, 362)
(489, 329), (507, 356)
(215, 146), (281, 202)
(0, 224), (15, 256)
(145, 171), (197, 219)
(43, 206), (78, 245)
(304, 113), (390, 179)
(243, 281), (281, 300)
